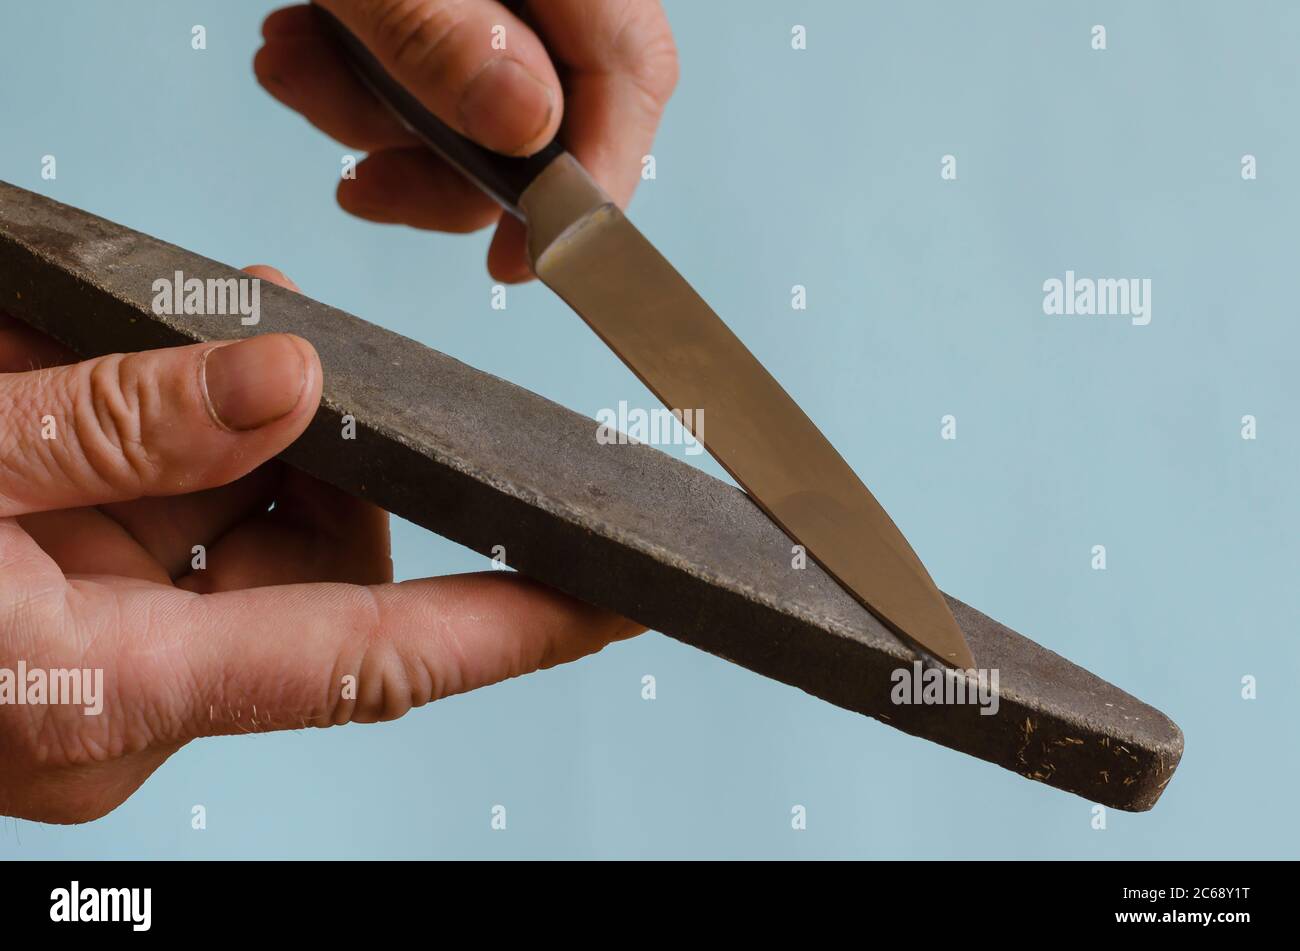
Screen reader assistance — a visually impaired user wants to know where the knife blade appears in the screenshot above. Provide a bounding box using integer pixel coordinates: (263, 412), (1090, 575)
(314, 5), (976, 669)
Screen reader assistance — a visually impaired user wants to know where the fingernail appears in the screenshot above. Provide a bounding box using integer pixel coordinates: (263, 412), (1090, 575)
(460, 57), (554, 155)
(204, 335), (306, 431)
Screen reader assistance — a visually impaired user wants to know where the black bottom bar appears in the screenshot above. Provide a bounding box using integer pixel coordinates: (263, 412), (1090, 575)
(0, 859), (1276, 936)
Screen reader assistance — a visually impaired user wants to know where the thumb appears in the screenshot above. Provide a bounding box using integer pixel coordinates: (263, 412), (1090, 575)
(0, 334), (321, 517)
(314, 0), (563, 156)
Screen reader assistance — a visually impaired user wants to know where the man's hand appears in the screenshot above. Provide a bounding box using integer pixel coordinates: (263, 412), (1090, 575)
(254, 0), (679, 282)
(0, 267), (640, 824)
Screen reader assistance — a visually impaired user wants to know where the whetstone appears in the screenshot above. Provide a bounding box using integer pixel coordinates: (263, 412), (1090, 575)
(0, 181), (1183, 810)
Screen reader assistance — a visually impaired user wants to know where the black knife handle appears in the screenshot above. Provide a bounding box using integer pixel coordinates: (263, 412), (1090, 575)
(312, 3), (564, 218)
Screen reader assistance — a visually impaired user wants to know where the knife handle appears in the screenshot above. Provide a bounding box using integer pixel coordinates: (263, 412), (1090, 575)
(312, 3), (564, 218)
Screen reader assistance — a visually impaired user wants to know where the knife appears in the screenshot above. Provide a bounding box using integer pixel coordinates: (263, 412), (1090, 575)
(313, 4), (976, 670)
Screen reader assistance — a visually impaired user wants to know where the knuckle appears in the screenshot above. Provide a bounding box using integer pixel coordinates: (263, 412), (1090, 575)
(636, 35), (680, 105)
(618, 3), (680, 106)
(639, 58), (679, 114)
(72, 353), (163, 494)
(328, 586), (432, 726)
(0, 370), (64, 510)
(370, 0), (468, 80)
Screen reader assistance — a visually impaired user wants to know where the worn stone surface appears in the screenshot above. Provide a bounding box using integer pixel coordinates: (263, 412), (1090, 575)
(0, 181), (1182, 810)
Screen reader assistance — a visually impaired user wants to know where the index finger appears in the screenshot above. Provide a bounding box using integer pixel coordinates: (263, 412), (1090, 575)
(313, 0), (564, 157)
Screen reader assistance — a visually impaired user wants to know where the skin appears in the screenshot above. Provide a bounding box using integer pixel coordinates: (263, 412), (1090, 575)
(254, 0), (679, 281)
(1, 0), (678, 823)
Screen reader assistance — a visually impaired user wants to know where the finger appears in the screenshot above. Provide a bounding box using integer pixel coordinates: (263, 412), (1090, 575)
(17, 507), (173, 584)
(561, 70), (673, 209)
(0, 333), (321, 518)
(336, 148), (501, 232)
(123, 572), (644, 739)
(176, 469), (392, 592)
(262, 3), (327, 38)
(0, 516), (62, 602)
(485, 0), (679, 281)
(90, 265), (312, 574)
(256, 5), (421, 152)
(485, 213), (531, 284)
(255, 7), (502, 234)
(314, 0), (563, 157)
(97, 464), (282, 579)
(0, 313), (75, 372)
(240, 263), (301, 291)
(527, 0), (679, 208)
(0, 321), (171, 582)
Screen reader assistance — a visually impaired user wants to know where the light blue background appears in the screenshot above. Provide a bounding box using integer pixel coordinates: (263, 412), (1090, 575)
(2, 1), (1295, 859)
